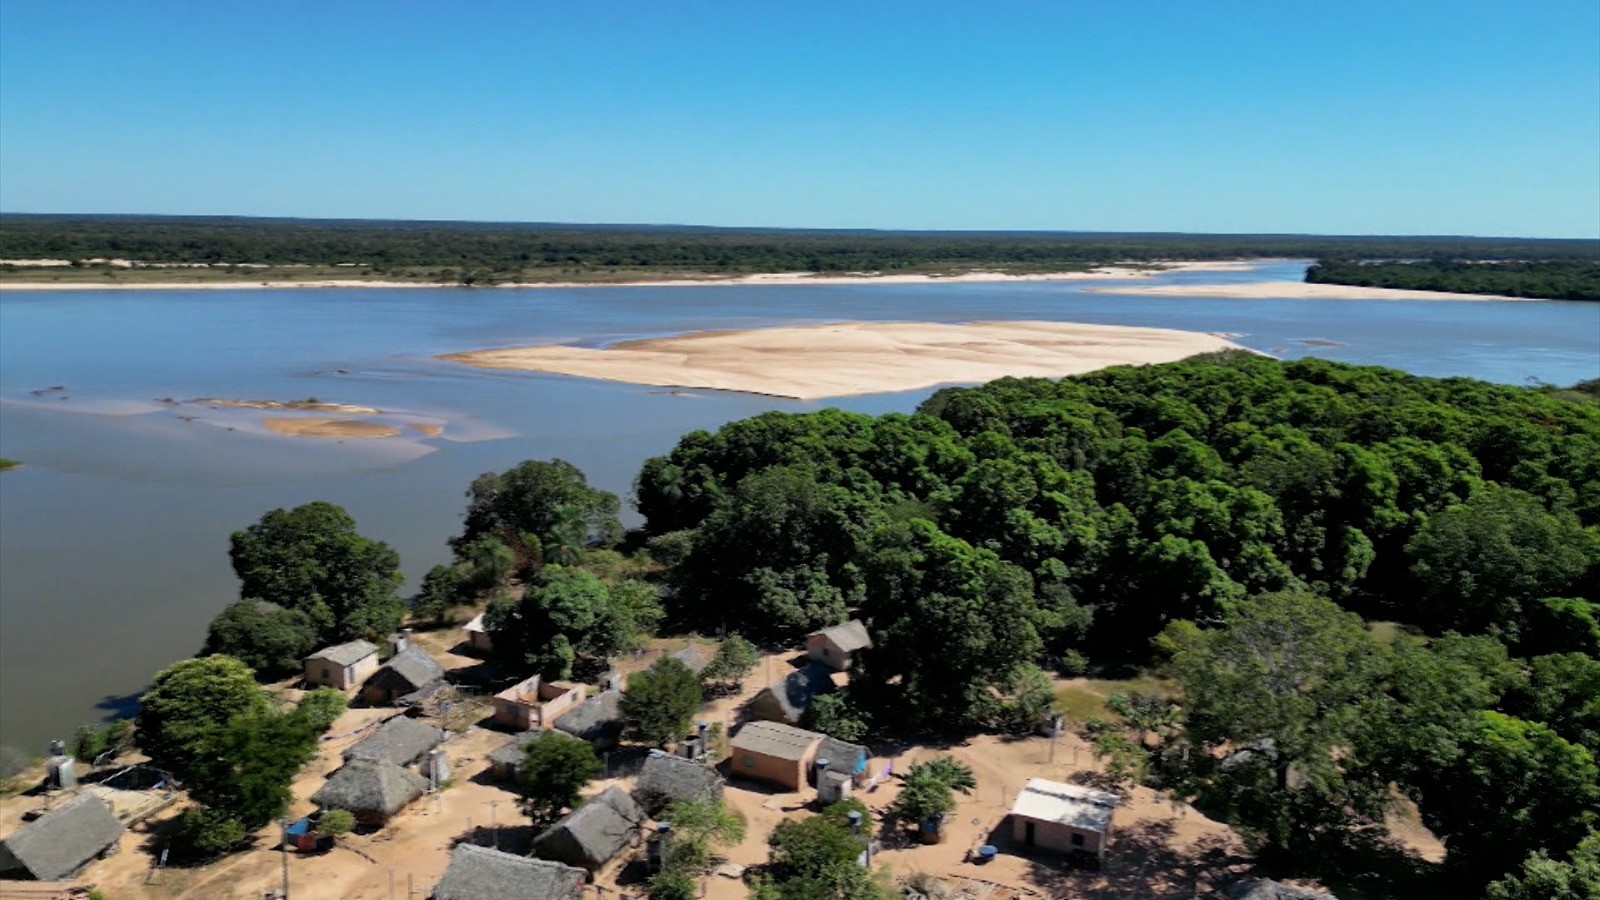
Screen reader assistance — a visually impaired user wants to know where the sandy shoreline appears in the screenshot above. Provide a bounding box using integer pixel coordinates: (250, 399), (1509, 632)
(441, 320), (1245, 400)
(261, 416), (401, 438)
(1088, 280), (1532, 301)
(0, 260), (1262, 291)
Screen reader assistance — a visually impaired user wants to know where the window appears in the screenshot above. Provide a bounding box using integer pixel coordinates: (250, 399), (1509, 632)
(1070, 833), (1084, 847)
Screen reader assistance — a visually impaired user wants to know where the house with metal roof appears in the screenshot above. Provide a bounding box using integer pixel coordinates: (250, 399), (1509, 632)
(1006, 778), (1119, 859)
(362, 646), (445, 705)
(0, 794), (125, 881)
(727, 720), (824, 791)
(304, 639), (380, 690)
(532, 784), (646, 874)
(432, 843), (585, 900)
(805, 619), (873, 671)
(632, 751), (725, 816)
(312, 758), (429, 827)
(344, 716), (445, 768)
(746, 661), (838, 725)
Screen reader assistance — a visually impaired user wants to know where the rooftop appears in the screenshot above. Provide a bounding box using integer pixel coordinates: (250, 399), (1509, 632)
(307, 639), (379, 667)
(757, 661), (838, 722)
(0, 794), (125, 882)
(375, 646), (445, 691)
(344, 716), (445, 767)
(633, 751), (725, 816)
(533, 784), (645, 869)
(669, 644), (712, 674)
(1009, 778), (1119, 835)
(312, 758), (429, 816)
(809, 619), (872, 653)
(730, 720), (824, 761)
(432, 843), (585, 900)
(462, 612), (487, 634)
(552, 690), (623, 743)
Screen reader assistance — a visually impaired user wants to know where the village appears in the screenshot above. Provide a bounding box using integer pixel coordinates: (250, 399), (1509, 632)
(0, 613), (1323, 900)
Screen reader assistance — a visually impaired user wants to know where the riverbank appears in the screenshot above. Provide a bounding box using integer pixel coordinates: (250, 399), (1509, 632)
(0, 260), (1260, 290)
(441, 320), (1245, 400)
(1088, 280), (1533, 301)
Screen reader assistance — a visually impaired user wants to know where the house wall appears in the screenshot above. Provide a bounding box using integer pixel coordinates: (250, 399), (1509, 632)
(730, 743), (818, 791)
(469, 631), (493, 653)
(304, 652), (378, 691)
(1009, 814), (1107, 857)
(493, 680), (585, 730)
(805, 635), (851, 671)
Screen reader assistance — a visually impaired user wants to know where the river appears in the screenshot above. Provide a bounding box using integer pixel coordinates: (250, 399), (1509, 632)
(1, 260), (1596, 752)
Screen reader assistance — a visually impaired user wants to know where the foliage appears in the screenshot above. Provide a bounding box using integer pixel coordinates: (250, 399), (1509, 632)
(295, 688), (348, 734)
(485, 566), (639, 678)
(987, 664), (1058, 734)
(411, 564), (465, 624)
(185, 709), (319, 830)
(608, 578), (666, 638)
(1090, 730), (1148, 790)
(889, 757), (975, 827)
(1307, 258), (1600, 302)
(453, 459), (621, 576)
(228, 501), (405, 644)
(71, 720), (132, 764)
(201, 599), (318, 676)
(316, 808), (355, 838)
(1485, 830), (1600, 900)
(621, 657), (703, 746)
(648, 869), (697, 900)
(804, 692), (870, 742)
(514, 731), (602, 825)
(135, 655), (270, 780)
(703, 634), (760, 688)
(768, 812), (863, 881)
(181, 806), (247, 855)
(659, 796), (746, 874)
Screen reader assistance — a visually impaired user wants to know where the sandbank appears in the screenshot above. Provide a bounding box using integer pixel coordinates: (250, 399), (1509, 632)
(0, 260), (1265, 291)
(261, 417), (400, 438)
(441, 320), (1244, 400)
(194, 397), (382, 414)
(1088, 280), (1530, 301)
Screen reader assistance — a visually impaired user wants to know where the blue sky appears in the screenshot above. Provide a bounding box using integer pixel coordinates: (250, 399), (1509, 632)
(2, 1), (1596, 237)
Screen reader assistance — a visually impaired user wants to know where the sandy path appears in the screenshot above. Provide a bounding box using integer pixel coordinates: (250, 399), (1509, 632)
(1088, 280), (1531, 301)
(441, 320), (1244, 400)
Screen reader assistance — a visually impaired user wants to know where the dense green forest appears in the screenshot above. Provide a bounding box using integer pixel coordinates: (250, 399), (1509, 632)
(634, 353), (1600, 893)
(2, 214), (1597, 282)
(1307, 258), (1600, 301)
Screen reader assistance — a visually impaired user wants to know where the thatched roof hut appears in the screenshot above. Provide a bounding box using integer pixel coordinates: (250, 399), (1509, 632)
(1231, 880), (1339, 900)
(0, 794), (124, 881)
(632, 750), (725, 816)
(747, 661), (837, 724)
(432, 843), (585, 900)
(344, 716), (444, 768)
(552, 689), (624, 748)
(312, 758), (429, 825)
(532, 784), (645, 873)
(363, 646), (445, 704)
(669, 644), (712, 674)
(485, 729), (585, 781)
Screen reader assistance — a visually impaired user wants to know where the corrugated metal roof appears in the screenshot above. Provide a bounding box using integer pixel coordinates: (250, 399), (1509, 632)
(307, 639), (379, 667)
(1008, 778), (1118, 834)
(729, 721), (823, 761)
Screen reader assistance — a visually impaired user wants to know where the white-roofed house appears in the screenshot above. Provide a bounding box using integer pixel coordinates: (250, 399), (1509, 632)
(304, 639), (381, 691)
(1006, 778), (1119, 860)
(805, 619), (872, 671)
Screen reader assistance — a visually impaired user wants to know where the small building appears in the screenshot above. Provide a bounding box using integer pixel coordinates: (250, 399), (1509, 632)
(805, 619), (872, 671)
(1007, 778), (1119, 860)
(462, 612), (492, 655)
(304, 639), (381, 691)
(1230, 880), (1340, 900)
(669, 644), (712, 675)
(362, 646), (445, 705)
(814, 736), (869, 784)
(532, 784), (646, 874)
(632, 750), (726, 816)
(492, 675), (585, 732)
(344, 716), (445, 769)
(727, 721), (824, 791)
(311, 758), (429, 827)
(552, 689), (625, 749)
(0, 794), (125, 881)
(487, 729), (587, 782)
(432, 843), (585, 900)
(747, 661), (838, 725)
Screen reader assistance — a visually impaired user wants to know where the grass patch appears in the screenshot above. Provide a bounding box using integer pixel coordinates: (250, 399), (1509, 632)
(1055, 672), (1179, 725)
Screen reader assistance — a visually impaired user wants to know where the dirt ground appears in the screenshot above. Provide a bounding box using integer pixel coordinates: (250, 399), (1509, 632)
(1, 636), (1331, 899)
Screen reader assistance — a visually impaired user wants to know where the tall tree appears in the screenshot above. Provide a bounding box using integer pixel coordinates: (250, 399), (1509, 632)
(454, 459), (621, 573)
(485, 566), (637, 678)
(621, 657), (702, 747)
(201, 599), (318, 676)
(135, 655), (270, 781)
(515, 732), (602, 826)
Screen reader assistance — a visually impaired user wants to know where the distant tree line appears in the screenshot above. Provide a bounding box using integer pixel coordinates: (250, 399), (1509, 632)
(1, 214), (1596, 280)
(1307, 257), (1600, 301)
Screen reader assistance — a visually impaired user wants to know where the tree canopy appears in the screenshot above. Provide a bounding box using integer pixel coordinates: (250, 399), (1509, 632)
(484, 566), (639, 679)
(453, 459), (622, 576)
(621, 657), (703, 747)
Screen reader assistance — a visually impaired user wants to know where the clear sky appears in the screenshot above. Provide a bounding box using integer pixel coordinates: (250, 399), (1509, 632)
(2, 1), (1597, 237)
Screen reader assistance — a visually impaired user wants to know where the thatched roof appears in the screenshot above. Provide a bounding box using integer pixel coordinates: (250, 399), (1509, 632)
(345, 716), (445, 767)
(809, 619), (872, 653)
(0, 794), (124, 881)
(669, 644), (712, 674)
(312, 758), (428, 817)
(487, 729), (550, 771)
(307, 639), (379, 667)
(552, 690), (623, 746)
(370, 646), (444, 694)
(1231, 880), (1339, 900)
(632, 751), (725, 816)
(729, 721), (822, 761)
(432, 843), (585, 900)
(750, 661), (837, 724)
(815, 736), (868, 774)
(532, 784), (645, 871)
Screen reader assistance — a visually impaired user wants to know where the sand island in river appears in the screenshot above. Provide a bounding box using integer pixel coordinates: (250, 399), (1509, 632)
(441, 320), (1245, 400)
